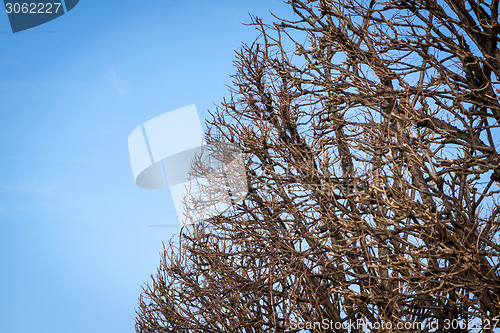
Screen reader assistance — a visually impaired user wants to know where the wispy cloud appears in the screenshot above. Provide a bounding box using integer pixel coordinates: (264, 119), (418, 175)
(0, 182), (56, 197)
(105, 68), (128, 95)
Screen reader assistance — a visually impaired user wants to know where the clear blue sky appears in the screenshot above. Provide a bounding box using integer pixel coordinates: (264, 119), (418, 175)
(0, 1), (289, 332)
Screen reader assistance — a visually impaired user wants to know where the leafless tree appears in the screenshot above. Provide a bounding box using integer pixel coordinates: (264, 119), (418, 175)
(136, 0), (500, 332)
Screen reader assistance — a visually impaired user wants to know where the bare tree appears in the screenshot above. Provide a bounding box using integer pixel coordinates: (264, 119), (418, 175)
(136, 0), (500, 332)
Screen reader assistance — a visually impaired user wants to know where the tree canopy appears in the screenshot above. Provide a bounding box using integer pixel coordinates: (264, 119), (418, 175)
(136, 0), (500, 332)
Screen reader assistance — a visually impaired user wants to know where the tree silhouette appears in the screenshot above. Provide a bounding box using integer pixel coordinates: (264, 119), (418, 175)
(136, 1), (500, 332)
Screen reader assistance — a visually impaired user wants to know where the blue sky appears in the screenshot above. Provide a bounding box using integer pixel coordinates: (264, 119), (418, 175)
(0, 1), (289, 332)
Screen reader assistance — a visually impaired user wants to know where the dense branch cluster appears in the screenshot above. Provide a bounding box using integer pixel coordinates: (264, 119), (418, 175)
(136, 1), (500, 332)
